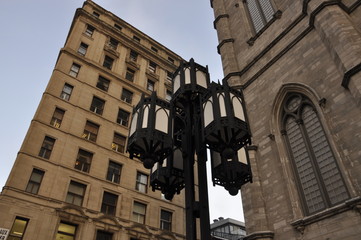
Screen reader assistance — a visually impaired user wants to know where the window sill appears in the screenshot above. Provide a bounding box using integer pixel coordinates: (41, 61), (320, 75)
(290, 196), (361, 234)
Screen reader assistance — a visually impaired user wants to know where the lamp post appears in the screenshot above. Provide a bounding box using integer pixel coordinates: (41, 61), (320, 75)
(127, 59), (252, 240)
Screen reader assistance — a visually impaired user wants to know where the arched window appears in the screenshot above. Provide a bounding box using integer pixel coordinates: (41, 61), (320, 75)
(244, 0), (275, 33)
(281, 93), (349, 215)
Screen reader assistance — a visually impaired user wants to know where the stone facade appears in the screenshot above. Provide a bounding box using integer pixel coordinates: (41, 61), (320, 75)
(211, 0), (361, 240)
(0, 1), (185, 240)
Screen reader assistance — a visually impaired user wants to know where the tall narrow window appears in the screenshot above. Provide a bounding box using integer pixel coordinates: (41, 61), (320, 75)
(108, 37), (118, 50)
(148, 61), (157, 73)
(82, 121), (99, 142)
(106, 161), (122, 183)
(245, 0), (275, 33)
(101, 191), (118, 216)
(51, 108), (65, 128)
(147, 80), (155, 92)
(85, 24), (95, 37)
(160, 210), (172, 231)
(116, 109), (130, 127)
(74, 149), (93, 173)
(56, 222), (77, 240)
(121, 88), (133, 104)
(133, 35), (140, 42)
(66, 181), (86, 206)
(136, 172), (148, 193)
(69, 63), (81, 77)
(8, 217), (29, 240)
(96, 76), (110, 92)
(114, 23), (122, 31)
(78, 42), (88, 56)
(166, 71), (173, 82)
(132, 201), (146, 224)
(129, 50), (138, 62)
(60, 83), (73, 101)
(39, 136), (55, 159)
(125, 68), (135, 82)
(96, 230), (113, 240)
(103, 55), (114, 70)
(282, 93), (349, 215)
(112, 132), (126, 153)
(166, 90), (172, 101)
(25, 169), (44, 194)
(90, 96), (105, 115)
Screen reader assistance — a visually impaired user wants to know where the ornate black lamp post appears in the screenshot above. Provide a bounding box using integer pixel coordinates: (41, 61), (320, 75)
(127, 59), (252, 240)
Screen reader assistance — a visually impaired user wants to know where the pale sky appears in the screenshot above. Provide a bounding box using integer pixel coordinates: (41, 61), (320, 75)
(0, 0), (244, 222)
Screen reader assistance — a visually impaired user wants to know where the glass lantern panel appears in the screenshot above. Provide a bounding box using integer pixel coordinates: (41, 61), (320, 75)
(173, 148), (183, 170)
(155, 106), (169, 133)
(130, 111), (138, 136)
(211, 151), (222, 167)
(185, 67), (191, 84)
(217, 93), (227, 117)
(152, 162), (159, 173)
(203, 97), (214, 127)
(196, 70), (207, 88)
(142, 105), (150, 128)
(231, 93), (245, 121)
(237, 148), (248, 164)
(173, 73), (180, 93)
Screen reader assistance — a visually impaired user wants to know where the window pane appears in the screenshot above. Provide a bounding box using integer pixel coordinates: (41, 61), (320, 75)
(96, 230), (113, 240)
(9, 217), (29, 239)
(121, 88), (133, 104)
(247, 0), (265, 33)
(56, 222), (76, 240)
(107, 161), (122, 183)
(51, 108), (65, 128)
(97, 76), (110, 91)
(117, 109), (130, 126)
(39, 136), (55, 159)
(90, 96), (105, 115)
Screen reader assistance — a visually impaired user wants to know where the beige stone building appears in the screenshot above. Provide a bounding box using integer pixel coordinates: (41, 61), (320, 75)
(0, 1), (186, 240)
(211, 0), (361, 239)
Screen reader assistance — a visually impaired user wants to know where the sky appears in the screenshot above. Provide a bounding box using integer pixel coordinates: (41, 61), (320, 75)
(0, 0), (244, 222)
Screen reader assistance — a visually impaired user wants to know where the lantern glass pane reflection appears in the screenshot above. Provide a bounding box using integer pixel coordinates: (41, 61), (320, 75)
(185, 67), (191, 84)
(155, 107), (169, 133)
(196, 70), (207, 88)
(173, 73), (180, 93)
(218, 93), (227, 117)
(237, 148), (248, 164)
(130, 110), (138, 136)
(231, 93), (245, 121)
(203, 98), (214, 127)
(142, 105), (150, 128)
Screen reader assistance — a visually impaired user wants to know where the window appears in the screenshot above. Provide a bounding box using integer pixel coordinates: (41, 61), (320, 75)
(106, 161), (122, 183)
(167, 57), (174, 63)
(129, 50), (138, 62)
(166, 90), (172, 101)
(96, 76), (110, 92)
(85, 25), (95, 37)
(112, 132), (126, 153)
(121, 88), (133, 104)
(166, 71), (173, 82)
(78, 42), (88, 56)
(245, 0), (275, 33)
(8, 217), (29, 240)
(101, 192), (118, 216)
(60, 83), (73, 101)
(151, 46), (158, 53)
(132, 202), (146, 224)
(116, 109), (130, 127)
(114, 23), (122, 31)
(103, 55), (114, 70)
(90, 96), (105, 115)
(108, 37), (118, 50)
(125, 68), (135, 81)
(25, 169), (44, 194)
(282, 93), (349, 215)
(93, 11), (100, 17)
(65, 181), (86, 206)
(133, 35), (140, 42)
(160, 210), (172, 231)
(136, 172), (148, 193)
(147, 80), (155, 92)
(74, 149), (93, 173)
(51, 108), (65, 128)
(96, 230), (113, 240)
(69, 63), (81, 77)
(148, 61), (157, 73)
(82, 121), (99, 142)
(56, 222), (77, 240)
(38, 136), (55, 159)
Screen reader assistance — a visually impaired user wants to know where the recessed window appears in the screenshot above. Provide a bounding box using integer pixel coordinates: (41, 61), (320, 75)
(114, 23), (122, 31)
(125, 68), (135, 82)
(148, 61), (157, 73)
(116, 109), (130, 127)
(103, 55), (114, 70)
(133, 35), (140, 42)
(129, 50), (138, 62)
(51, 107), (65, 128)
(136, 172), (148, 193)
(90, 96), (105, 115)
(96, 230), (113, 240)
(25, 169), (45, 194)
(151, 46), (158, 53)
(166, 90), (172, 101)
(56, 222), (77, 240)
(38, 136), (55, 159)
(112, 132), (126, 153)
(8, 217), (29, 240)
(121, 88), (133, 104)
(96, 76), (110, 92)
(78, 42), (88, 56)
(167, 57), (174, 63)
(147, 80), (155, 92)
(69, 63), (81, 78)
(74, 149), (93, 173)
(106, 161), (122, 183)
(101, 191), (118, 216)
(93, 11), (100, 17)
(245, 0), (275, 33)
(85, 25), (95, 37)
(82, 121), (99, 142)
(66, 181), (86, 206)
(60, 83), (73, 101)
(160, 210), (172, 231)
(108, 37), (118, 50)
(132, 201), (146, 224)
(166, 71), (173, 82)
